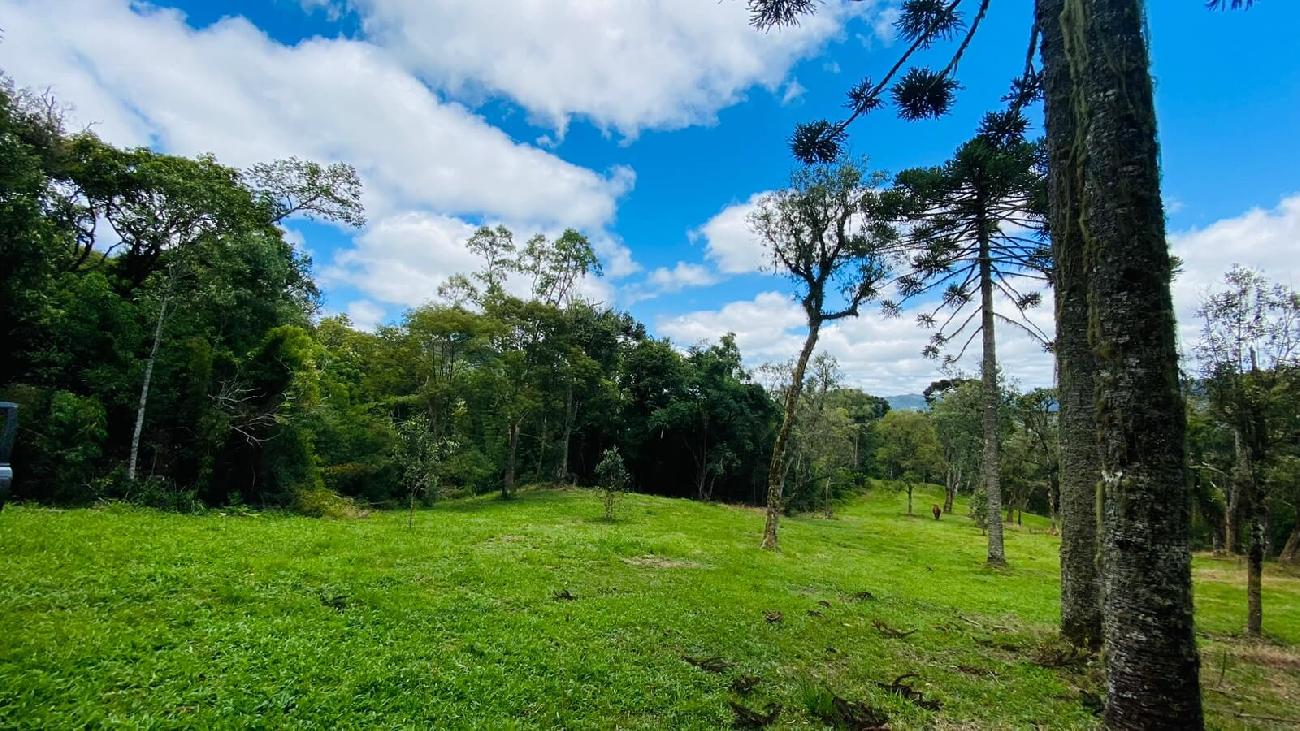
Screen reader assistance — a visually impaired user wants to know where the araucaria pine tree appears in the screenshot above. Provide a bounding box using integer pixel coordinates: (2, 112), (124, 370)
(888, 122), (1049, 566)
(749, 159), (896, 550)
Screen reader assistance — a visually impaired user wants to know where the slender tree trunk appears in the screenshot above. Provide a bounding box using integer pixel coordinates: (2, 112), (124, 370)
(555, 381), (575, 483)
(1225, 444), (1241, 554)
(503, 417), (521, 499)
(978, 227), (1006, 566)
(535, 414), (549, 480)
(907, 484), (913, 515)
(944, 464), (957, 514)
(1048, 471), (1060, 535)
(696, 428), (709, 500)
(1235, 415), (1268, 637)
(1040, 0), (1103, 651)
(128, 293), (169, 482)
(761, 321), (821, 550)
(1068, 0), (1203, 724)
(1246, 497), (1264, 637)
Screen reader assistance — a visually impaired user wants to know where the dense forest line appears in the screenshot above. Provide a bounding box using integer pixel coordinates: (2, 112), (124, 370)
(3, 71), (1295, 565)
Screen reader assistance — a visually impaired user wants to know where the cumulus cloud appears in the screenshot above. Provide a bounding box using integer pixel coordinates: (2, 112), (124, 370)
(351, 0), (879, 137)
(0, 0), (630, 228)
(664, 197), (1300, 395)
(0, 0), (641, 326)
(1169, 194), (1300, 351)
(693, 192), (774, 275)
(345, 300), (387, 331)
(658, 289), (1055, 396)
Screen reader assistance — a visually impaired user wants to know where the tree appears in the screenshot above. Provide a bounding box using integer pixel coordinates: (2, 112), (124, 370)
(888, 125), (1049, 565)
(1036, 0), (1102, 657)
(1195, 266), (1300, 636)
(748, 0), (1206, 717)
(517, 228), (601, 307)
(873, 409), (942, 515)
(466, 225), (517, 296)
(749, 160), (895, 550)
(595, 447), (629, 521)
(1016, 388), (1060, 531)
(124, 155), (363, 482)
(927, 378), (981, 513)
(1066, 1), (1204, 722)
(244, 156), (365, 227)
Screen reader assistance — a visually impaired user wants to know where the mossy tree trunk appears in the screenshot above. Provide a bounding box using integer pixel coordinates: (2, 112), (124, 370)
(1067, 0), (1204, 725)
(761, 319), (821, 550)
(1038, 0), (1102, 652)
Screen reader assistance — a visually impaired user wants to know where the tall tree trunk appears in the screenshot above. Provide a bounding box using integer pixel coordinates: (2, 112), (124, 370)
(978, 227), (1006, 566)
(554, 381), (575, 483)
(944, 464), (957, 514)
(1040, 0), (1103, 651)
(1236, 409), (1268, 637)
(1069, 0), (1203, 724)
(907, 484), (914, 515)
(761, 321), (821, 550)
(1245, 491), (1264, 637)
(535, 414), (549, 481)
(1048, 470), (1060, 535)
(1225, 444), (1241, 554)
(503, 417), (521, 499)
(128, 293), (169, 482)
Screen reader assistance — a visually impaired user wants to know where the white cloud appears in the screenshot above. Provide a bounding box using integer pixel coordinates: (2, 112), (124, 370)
(658, 291), (806, 355)
(693, 192), (774, 275)
(658, 288), (1056, 396)
(662, 197), (1300, 395)
(871, 6), (900, 45)
(0, 0), (641, 329)
(648, 262), (720, 292)
(351, 0), (879, 137)
(1169, 194), (1300, 352)
(321, 213), (480, 307)
(781, 79), (807, 106)
(345, 299), (387, 331)
(0, 0), (631, 229)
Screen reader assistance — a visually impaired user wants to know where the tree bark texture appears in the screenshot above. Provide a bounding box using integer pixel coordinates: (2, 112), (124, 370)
(1068, 0), (1204, 725)
(761, 322), (821, 550)
(978, 226), (1006, 566)
(1039, 0), (1102, 652)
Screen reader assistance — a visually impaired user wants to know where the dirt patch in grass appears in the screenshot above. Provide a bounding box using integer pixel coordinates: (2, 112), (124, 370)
(623, 554), (704, 569)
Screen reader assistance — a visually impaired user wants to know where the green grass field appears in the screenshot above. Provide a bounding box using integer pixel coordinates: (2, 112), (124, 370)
(1, 485), (1297, 729)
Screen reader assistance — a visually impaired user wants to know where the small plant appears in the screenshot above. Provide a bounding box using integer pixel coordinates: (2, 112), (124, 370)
(394, 416), (456, 527)
(594, 447), (629, 521)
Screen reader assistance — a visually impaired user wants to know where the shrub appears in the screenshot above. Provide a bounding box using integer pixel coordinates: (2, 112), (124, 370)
(594, 447), (629, 521)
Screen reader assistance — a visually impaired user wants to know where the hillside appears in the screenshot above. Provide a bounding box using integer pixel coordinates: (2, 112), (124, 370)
(1, 487), (1296, 729)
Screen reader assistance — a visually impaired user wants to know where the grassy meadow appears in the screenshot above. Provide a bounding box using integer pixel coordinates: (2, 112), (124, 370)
(1, 485), (1297, 729)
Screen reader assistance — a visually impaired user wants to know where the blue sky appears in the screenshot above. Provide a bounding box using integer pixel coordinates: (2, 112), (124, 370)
(3, 0), (1297, 393)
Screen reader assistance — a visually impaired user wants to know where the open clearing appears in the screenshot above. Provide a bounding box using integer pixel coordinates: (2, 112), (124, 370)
(2, 486), (1297, 729)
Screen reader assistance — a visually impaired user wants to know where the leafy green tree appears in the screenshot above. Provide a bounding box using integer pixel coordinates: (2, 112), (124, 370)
(1195, 266), (1300, 636)
(466, 225), (517, 296)
(928, 379), (982, 514)
(749, 159), (895, 550)
(595, 447), (630, 521)
(873, 409), (942, 515)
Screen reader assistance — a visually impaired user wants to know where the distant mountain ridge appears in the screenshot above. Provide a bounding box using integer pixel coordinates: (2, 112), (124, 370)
(884, 393), (927, 411)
